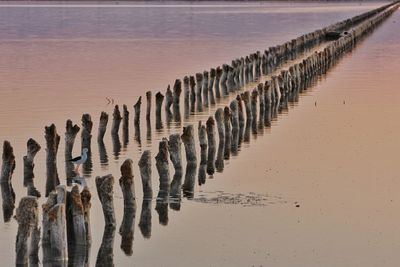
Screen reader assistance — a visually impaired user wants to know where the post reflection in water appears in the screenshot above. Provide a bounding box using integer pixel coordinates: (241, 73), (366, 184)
(119, 206), (136, 256)
(182, 162), (197, 199)
(97, 140), (109, 168)
(95, 226), (115, 267)
(169, 169), (183, 211)
(134, 122), (141, 147)
(138, 199), (152, 239)
(111, 133), (121, 160)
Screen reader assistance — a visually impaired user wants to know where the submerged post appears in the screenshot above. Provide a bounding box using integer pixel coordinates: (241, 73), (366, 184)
(98, 111), (109, 142)
(111, 105), (122, 136)
(172, 79), (182, 122)
(133, 97), (142, 126)
(155, 91), (164, 130)
(206, 117), (216, 175)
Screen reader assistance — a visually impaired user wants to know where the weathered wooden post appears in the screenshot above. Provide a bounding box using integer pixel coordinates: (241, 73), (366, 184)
(98, 111), (109, 142)
(215, 108), (225, 143)
(169, 134), (183, 210)
(198, 121), (207, 185)
(189, 76), (196, 113)
(181, 125), (197, 164)
(112, 125), (121, 160)
(15, 196), (38, 266)
(183, 76), (190, 118)
(195, 73), (203, 112)
(96, 174), (116, 227)
(230, 100), (239, 155)
(206, 117), (216, 175)
(155, 139), (169, 226)
(155, 91), (164, 130)
(215, 67), (222, 99)
(111, 105), (122, 136)
(119, 159), (136, 256)
(224, 107), (232, 159)
(251, 89), (258, 134)
(81, 114), (93, 152)
(220, 64), (229, 96)
(23, 138), (41, 197)
(65, 119), (80, 160)
(42, 186), (67, 264)
(66, 185), (87, 246)
(81, 186), (92, 245)
(242, 91), (252, 122)
(236, 95), (245, 129)
(138, 150), (152, 200)
(45, 124), (60, 197)
(172, 79), (182, 122)
(123, 104), (129, 147)
(209, 68), (216, 105)
(227, 66), (235, 92)
(133, 97), (142, 126)
(165, 85), (173, 116)
(202, 71), (209, 107)
(215, 136), (224, 173)
(146, 91), (152, 122)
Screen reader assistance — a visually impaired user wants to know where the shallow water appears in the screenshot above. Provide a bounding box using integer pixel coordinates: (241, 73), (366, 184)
(0, 1), (399, 266)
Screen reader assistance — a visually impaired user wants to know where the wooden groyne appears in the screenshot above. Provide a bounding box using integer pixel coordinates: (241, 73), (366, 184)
(1, 2), (398, 265)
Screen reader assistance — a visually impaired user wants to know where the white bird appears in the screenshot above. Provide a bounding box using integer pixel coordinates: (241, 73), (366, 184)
(67, 148), (88, 173)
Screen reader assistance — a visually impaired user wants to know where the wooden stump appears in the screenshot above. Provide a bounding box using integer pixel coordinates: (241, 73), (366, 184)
(224, 106), (232, 159)
(23, 138), (41, 197)
(111, 105), (122, 136)
(195, 73), (203, 112)
(172, 79), (182, 122)
(138, 150), (152, 200)
(206, 117), (216, 175)
(45, 124), (60, 197)
(202, 71), (209, 107)
(146, 91), (152, 121)
(15, 196), (38, 266)
(215, 108), (225, 143)
(98, 111), (109, 142)
(209, 68), (216, 105)
(133, 97), (142, 126)
(155, 91), (164, 130)
(95, 174), (116, 227)
(81, 114), (93, 152)
(181, 125), (197, 164)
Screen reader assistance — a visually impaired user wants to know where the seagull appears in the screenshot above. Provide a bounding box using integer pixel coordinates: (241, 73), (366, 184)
(67, 148), (88, 173)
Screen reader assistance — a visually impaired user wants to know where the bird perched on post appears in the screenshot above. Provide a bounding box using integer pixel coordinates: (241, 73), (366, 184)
(67, 148), (89, 173)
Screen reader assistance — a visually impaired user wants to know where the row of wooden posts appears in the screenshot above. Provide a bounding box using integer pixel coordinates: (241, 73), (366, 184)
(3, 2), (398, 266)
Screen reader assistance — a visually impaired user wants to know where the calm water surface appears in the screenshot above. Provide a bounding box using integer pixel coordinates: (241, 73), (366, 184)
(0, 1), (399, 266)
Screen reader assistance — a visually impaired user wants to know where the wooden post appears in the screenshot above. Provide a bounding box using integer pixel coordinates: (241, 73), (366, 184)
(221, 64), (229, 96)
(215, 108), (225, 143)
(146, 91), (152, 121)
(183, 76), (190, 117)
(181, 125), (197, 164)
(23, 138), (41, 197)
(189, 76), (196, 113)
(236, 95), (245, 129)
(209, 68), (216, 105)
(65, 119), (80, 160)
(172, 79), (182, 122)
(98, 111), (109, 142)
(119, 159), (136, 255)
(66, 185), (87, 246)
(45, 124), (60, 197)
(155, 138), (170, 190)
(224, 107), (232, 159)
(155, 91), (164, 130)
(138, 150), (152, 200)
(242, 91), (252, 122)
(111, 105), (122, 136)
(42, 186), (67, 264)
(230, 99), (239, 155)
(198, 121), (207, 185)
(206, 117), (216, 175)
(165, 85), (173, 116)
(95, 174), (116, 227)
(15, 196), (38, 266)
(169, 134), (183, 211)
(123, 104), (129, 147)
(202, 71), (209, 107)
(81, 114), (93, 152)
(215, 66), (222, 99)
(251, 89), (258, 134)
(133, 97), (142, 126)
(215, 136), (224, 173)
(155, 139), (169, 226)
(195, 73), (203, 112)
(80, 186), (92, 245)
